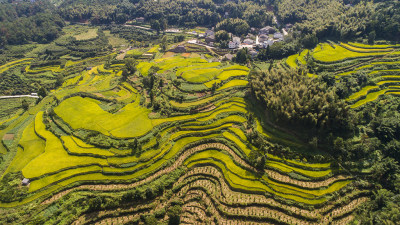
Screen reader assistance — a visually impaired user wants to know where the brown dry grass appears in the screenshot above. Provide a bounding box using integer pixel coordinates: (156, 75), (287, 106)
(2, 134), (14, 140)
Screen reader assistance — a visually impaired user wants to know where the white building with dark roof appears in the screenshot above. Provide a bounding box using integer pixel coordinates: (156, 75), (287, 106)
(228, 41), (237, 49)
(22, 178), (30, 186)
(258, 34), (269, 42)
(274, 32), (283, 39)
(260, 26), (276, 35)
(243, 39), (254, 45)
(205, 29), (214, 37)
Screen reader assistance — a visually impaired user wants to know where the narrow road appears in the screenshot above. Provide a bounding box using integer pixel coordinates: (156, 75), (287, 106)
(0, 95), (39, 99)
(123, 25), (154, 31)
(187, 40), (215, 49)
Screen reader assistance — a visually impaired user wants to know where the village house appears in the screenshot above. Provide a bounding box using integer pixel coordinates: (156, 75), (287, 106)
(224, 12), (229, 19)
(258, 34), (269, 42)
(223, 53), (234, 61)
(22, 178), (30, 186)
(171, 45), (186, 53)
(274, 32), (284, 39)
(243, 38), (254, 45)
(136, 17), (145, 23)
(205, 29), (214, 37)
(165, 28), (181, 33)
(246, 33), (255, 39)
(263, 39), (274, 48)
(240, 44), (254, 49)
(205, 35), (215, 44)
(232, 36), (241, 45)
(249, 50), (258, 58)
(259, 26), (276, 35)
(228, 41), (237, 49)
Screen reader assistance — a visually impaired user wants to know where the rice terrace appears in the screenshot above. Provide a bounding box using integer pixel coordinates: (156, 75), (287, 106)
(286, 42), (400, 108)
(0, 46), (376, 224)
(1, 0), (400, 224)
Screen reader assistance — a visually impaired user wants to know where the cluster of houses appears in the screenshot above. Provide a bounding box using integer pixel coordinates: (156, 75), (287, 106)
(201, 24), (292, 51)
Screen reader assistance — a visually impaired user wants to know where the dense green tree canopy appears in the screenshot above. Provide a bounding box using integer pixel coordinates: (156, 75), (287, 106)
(0, 1), (65, 46)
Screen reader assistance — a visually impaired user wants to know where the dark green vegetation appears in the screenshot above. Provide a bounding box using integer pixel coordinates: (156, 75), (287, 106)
(275, 0), (400, 42)
(0, 0), (400, 224)
(250, 66), (352, 139)
(0, 0), (65, 47)
(57, 0), (272, 28)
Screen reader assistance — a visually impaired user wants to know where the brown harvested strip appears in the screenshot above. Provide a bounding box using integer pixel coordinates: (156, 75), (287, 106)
(185, 189), (275, 225)
(331, 197), (369, 219)
(182, 182), (364, 225)
(72, 203), (156, 225)
(180, 142), (350, 190)
(184, 184), (313, 225)
(332, 214), (355, 225)
(42, 142), (360, 224)
(177, 166), (367, 223)
(182, 201), (208, 223)
(178, 166), (320, 218)
(197, 103), (217, 113)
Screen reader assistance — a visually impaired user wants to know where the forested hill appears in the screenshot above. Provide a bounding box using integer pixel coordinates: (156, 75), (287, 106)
(274, 0), (400, 41)
(0, 0), (64, 46)
(1, 0), (399, 46)
(57, 0), (273, 28)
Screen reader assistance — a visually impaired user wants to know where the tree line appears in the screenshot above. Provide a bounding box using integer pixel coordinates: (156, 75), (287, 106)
(57, 0), (273, 28)
(274, 0), (400, 42)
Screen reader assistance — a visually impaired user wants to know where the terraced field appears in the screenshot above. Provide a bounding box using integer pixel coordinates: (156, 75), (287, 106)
(0, 52), (369, 224)
(286, 42), (400, 108)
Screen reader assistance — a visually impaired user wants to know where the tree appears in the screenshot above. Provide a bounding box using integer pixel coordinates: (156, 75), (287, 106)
(38, 87), (47, 99)
(129, 138), (138, 155)
(301, 33), (318, 49)
(160, 18), (168, 32)
(368, 30), (376, 45)
(122, 68), (129, 80)
(215, 18), (250, 36)
(333, 137), (345, 158)
(173, 35), (185, 43)
(55, 73), (64, 87)
(21, 99), (29, 111)
(249, 66), (353, 139)
(235, 48), (249, 64)
(150, 20), (161, 35)
(125, 58), (137, 74)
(167, 205), (182, 225)
(143, 215), (158, 225)
(88, 196), (103, 212)
(215, 30), (230, 42)
(122, 58), (137, 80)
(160, 36), (168, 52)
